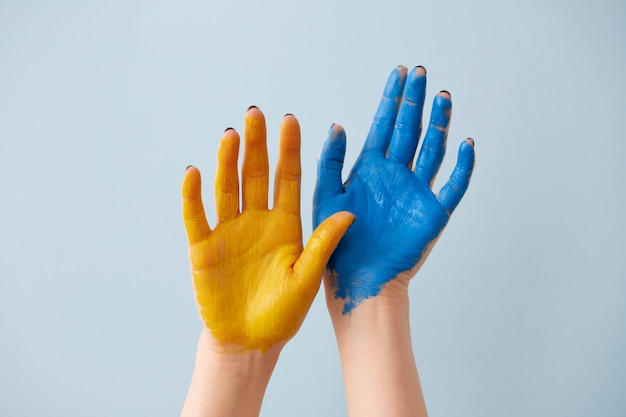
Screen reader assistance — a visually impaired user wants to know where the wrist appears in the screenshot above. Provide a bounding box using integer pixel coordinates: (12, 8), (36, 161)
(199, 327), (283, 376)
(325, 270), (414, 376)
(181, 329), (284, 417)
(324, 272), (427, 417)
(324, 269), (411, 322)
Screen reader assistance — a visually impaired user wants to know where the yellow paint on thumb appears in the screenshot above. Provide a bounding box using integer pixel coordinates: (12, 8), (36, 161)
(294, 211), (355, 283)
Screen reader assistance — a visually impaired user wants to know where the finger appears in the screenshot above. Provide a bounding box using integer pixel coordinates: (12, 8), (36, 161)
(215, 128), (240, 222)
(293, 211), (355, 289)
(362, 66), (408, 154)
(182, 166), (212, 245)
(437, 139), (476, 214)
(273, 114), (301, 215)
(242, 106), (269, 211)
(313, 124), (346, 207)
(415, 91), (452, 186)
(387, 66), (427, 166)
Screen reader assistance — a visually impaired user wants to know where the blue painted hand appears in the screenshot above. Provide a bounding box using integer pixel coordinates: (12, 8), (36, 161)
(313, 66), (476, 313)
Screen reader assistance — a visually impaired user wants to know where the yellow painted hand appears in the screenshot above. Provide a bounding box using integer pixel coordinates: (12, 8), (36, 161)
(182, 108), (354, 352)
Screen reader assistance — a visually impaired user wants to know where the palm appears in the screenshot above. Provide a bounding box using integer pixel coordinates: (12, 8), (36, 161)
(190, 210), (309, 351)
(325, 151), (448, 275)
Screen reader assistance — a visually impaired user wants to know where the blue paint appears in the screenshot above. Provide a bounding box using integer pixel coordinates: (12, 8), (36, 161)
(313, 66), (475, 313)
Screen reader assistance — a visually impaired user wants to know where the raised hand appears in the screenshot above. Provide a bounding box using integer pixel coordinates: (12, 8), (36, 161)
(313, 66), (475, 314)
(183, 107), (354, 352)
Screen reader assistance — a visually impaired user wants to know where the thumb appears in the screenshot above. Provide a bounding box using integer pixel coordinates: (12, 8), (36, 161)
(294, 211), (355, 285)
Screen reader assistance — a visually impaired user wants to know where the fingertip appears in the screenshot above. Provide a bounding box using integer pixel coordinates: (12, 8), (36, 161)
(315, 127), (347, 207)
(182, 165), (202, 198)
(246, 105), (264, 118)
(244, 106), (266, 144)
(405, 66), (427, 92)
(335, 210), (356, 226)
(315, 211), (356, 246)
(429, 93), (452, 131)
(279, 113), (301, 151)
(433, 92), (452, 111)
(329, 123), (346, 140)
(221, 123), (240, 141)
(395, 65), (408, 76)
(384, 66), (408, 88)
(431, 93), (453, 127)
(458, 139), (476, 170)
(413, 65), (426, 78)
(437, 90), (452, 100)
(321, 211), (356, 249)
(460, 138), (476, 153)
(182, 166), (211, 242)
(282, 112), (300, 127)
(184, 165), (201, 177)
(298, 211), (355, 278)
(321, 124), (347, 159)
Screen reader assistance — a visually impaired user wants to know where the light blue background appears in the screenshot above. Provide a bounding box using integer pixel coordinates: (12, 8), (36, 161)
(1, 1), (625, 416)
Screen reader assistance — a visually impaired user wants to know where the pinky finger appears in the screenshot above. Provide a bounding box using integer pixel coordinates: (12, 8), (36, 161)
(182, 166), (212, 245)
(437, 139), (476, 214)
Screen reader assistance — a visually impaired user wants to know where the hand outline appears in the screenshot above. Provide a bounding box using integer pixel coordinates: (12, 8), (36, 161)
(313, 66), (475, 314)
(183, 108), (354, 351)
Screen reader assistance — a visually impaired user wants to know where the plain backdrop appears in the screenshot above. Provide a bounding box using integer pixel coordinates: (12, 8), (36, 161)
(1, 0), (625, 416)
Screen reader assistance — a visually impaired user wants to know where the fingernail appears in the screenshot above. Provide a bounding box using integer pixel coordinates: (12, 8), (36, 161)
(284, 113), (294, 117)
(416, 65), (426, 74)
(248, 105), (258, 110)
(224, 127), (235, 132)
(439, 90), (451, 98)
(467, 138), (475, 146)
(185, 165), (194, 172)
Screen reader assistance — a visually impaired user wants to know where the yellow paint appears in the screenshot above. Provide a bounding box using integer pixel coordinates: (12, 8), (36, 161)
(182, 109), (354, 352)
(191, 210), (309, 351)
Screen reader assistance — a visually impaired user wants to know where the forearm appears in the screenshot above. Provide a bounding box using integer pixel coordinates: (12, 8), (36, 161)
(326, 274), (427, 417)
(181, 329), (282, 417)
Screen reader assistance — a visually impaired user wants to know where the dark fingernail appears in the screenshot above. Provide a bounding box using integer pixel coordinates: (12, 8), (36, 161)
(186, 165), (194, 172)
(224, 127), (235, 132)
(439, 90), (451, 98)
(416, 65), (426, 74)
(284, 113), (294, 117)
(248, 105), (258, 110)
(467, 138), (475, 146)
